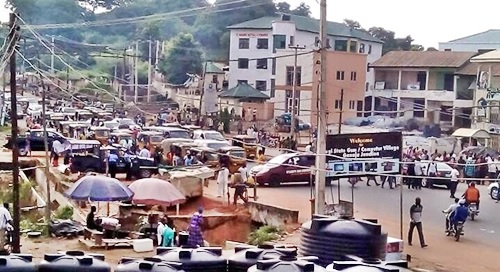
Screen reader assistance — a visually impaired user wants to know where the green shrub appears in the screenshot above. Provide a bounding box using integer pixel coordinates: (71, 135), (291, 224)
(247, 225), (282, 246)
(53, 205), (74, 220)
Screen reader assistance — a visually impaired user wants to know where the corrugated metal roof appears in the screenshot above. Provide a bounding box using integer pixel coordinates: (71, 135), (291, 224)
(471, 50), (500, 63)
(219, 82), (269, 99)
(205, 62), (224, 74)
(457, 61), (500, 76)
(447, 29), (500, 43)
(227, 13), (382, 43)
(370, 51), (477, 68)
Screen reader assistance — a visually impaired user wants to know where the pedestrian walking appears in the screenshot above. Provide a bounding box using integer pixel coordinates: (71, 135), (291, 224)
(449, 166), (460, 198)
(414, 158), (423, 190)
(408, 197), (427, 248)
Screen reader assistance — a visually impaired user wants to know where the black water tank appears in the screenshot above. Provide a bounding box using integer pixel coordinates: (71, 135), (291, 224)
(155, 247), (226, 272)
(326, 258), (412, 272)
(247, 249), (327, 272)
(228, 244), (297, 272)
(299, 215), (388, 267)
(38, 251), (111, 272)
(0, 254), (37, 272)
(115, 257), (184, 272)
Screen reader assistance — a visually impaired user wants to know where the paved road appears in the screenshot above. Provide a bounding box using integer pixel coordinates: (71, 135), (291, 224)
(254, 180), (500, 249)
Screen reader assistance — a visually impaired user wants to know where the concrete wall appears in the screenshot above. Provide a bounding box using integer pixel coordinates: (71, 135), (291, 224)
(247, 201), (299, 227)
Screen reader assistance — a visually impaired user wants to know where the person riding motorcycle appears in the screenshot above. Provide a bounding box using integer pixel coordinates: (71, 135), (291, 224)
(442, 198), (459, 233)
(463, 182), (480, 210)
(450, 199), (469, 232)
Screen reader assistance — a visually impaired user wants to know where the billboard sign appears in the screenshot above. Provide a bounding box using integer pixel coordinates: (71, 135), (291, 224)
(325, 132), (403, 179)
(203, 83), (218, 114)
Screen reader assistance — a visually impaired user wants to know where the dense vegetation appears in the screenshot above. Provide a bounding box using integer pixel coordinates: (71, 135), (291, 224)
(6, 0), (423, 85)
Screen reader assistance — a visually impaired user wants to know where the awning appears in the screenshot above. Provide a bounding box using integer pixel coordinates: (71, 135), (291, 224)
(452, 128), (490, 139)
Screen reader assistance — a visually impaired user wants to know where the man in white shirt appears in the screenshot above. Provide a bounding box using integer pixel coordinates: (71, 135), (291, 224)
(427, 160), (437, 186)
(156, 217), (165, 246)
(238, 163), (248, 183)
(487, 155), (497, 181)
(449, 166), (460, 198)
(442, 198), (459, 233)
(414, 158), (423, 190)
(0, 203), (12, 249)
(138, 146), (151, 158)
(305, 142), (313, 153)
(217, 165), (230, 201)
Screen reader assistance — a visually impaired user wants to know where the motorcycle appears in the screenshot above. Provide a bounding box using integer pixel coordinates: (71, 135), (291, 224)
(468, 202), (479, 221)
(447, 221), (465, 242)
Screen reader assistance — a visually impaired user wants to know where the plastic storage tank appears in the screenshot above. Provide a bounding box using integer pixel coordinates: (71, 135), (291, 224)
(115, 257), (185, 272)
(0, 254), (37, 272)
(247, 249), (327, 272)
(326, 258), (412, 271)
(155, 247), (226, 272)
(228, 244), (297, 272)
(299, 215), (388, 267)
(38, 251), (111, 272)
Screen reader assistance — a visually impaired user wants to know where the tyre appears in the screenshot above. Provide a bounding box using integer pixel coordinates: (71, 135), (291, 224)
(84, 168), (96, 174)
(422, 178), (432, 188)
(140, 169), (152, 178)
(269, 174), (280, 187)
(19, 148), (28, 157)
(490, 187), (498, 200)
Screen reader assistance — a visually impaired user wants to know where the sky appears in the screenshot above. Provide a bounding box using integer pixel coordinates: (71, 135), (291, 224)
(1, 0), (499, 48)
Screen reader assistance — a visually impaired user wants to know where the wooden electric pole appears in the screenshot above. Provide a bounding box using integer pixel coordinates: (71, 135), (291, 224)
(289, 45), (306, 136)
(9, 12), (21, 253)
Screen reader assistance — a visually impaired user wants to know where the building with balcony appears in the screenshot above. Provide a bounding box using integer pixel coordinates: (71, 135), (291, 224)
(273, 49), (367, 125)
(227, 13), (383, 106)
(439, 30), (500, 53)
(368, 51), (478, 127)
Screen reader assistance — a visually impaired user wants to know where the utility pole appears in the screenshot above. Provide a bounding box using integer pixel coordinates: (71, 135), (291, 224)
(314, 0), (327, 215)
(1, 69), (6, 126)
(289, 45), (306, 137)
(50, 36), (55, 74)
(9, 12), (21, 253)
(198, 62), (208, 124)
(65, 66), (69, 91)
(338, 89), (344, 134)
(38, 57), (51, 230)
(147, 39), (152, 103)
(134, 41), (139, 104)
(155, 40), (160, 69)
(122, 48), (128, 101)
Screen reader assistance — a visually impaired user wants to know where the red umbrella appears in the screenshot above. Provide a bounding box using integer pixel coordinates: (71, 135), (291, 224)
(128, 178), (186, 206)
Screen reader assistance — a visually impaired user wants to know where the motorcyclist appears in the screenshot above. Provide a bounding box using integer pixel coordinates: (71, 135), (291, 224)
(442, 198), (459, 233)
(463, 182), (480, 210)
(451, 199), (469, 231)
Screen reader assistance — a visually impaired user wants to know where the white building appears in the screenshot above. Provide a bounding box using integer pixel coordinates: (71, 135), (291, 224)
(227, 13), (383, 114)
(439, 29), (500, 53)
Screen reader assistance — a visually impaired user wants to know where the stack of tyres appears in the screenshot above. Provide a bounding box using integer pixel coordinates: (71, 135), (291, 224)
(155, 247), (226, 272)
(247, 249), (327, 272)
(326, 258), (412, 272)
(0, 253), (37, 272)
(38, 251), (111, 272)
(228, 244), (297, 272)
(115, 257), (185, 272)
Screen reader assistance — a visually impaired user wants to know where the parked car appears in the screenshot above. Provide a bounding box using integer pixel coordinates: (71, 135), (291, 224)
(420, 160), (453, 188)
(192, 130), (226, 141)
(249, 153), (316, 186)
(193, 139), (230, 151)
(4, 128), (66, 156)
(488, 180), (500, 199)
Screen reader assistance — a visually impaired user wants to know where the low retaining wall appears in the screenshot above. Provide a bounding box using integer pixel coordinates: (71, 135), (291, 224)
(247, 201), (299, 227)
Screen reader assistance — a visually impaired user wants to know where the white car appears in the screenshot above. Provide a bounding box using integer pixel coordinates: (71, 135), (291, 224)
(27, 105), (43, 117)
(192, 130), (226, 141)
(193, 139), (230, 151)
(488, 181), (500, 199)
(419, 160), (453, 188)
(113, 118), (140, 130)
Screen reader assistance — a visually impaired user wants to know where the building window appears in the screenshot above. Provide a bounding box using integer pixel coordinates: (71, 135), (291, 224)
(350, 40), (357, 53)
(367, 63), (370, 72)
(286, 66), (302, 86)
(256, 58), (268, 69)
(271, 58), (276, 75)
(349, 100), (355, 110)
(357, 100), (363, 117)
(365, 82), (369, 92)
(368, 44), (372, 54)
(238, 58), (249, 69)
(237, 80), (248, 85)
(326, 38), (331, 48)
(334, 100), (341, 109)
(359, 43), (365, 53)
(212, 75), (218, 84)
(255, 80), (267, 92)
(273, 34), (286, 50)
(239, 38), (249, 49)
(257, 38), (268, 49)
(336, 71), (345, 80)
(290, 36), (295, 46)
(334, 40), (348, 51)
(444, 49), (451, 51)
(350, 71), (357, 81)
(270, 79), (275, 97)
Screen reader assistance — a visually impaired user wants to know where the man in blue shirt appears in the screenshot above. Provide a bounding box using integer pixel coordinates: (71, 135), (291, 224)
(451, 199), (468, 230)
(108, 151), (119, 178)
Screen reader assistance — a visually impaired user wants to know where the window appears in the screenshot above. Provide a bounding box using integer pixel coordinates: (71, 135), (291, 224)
(326, 38), (331, 48)
(356, 100), (363, 117)
(270, 79), (275, 97)
(367, 63), (370, 72)
(349, 100), (355, 110)
(336, 71), (345, 80)
(290, 36), (295, 46)
(350, 71), (357, 81)
(368, 44), (372, 54)
(359, 43), (365, 53)
(349, 40), (357, 53)
(212, 75), (218, 84)
(273, 34), (286, 50)
(256, 58), (268, 69)
(255, 80), (267, 92)
(334, 100), (341, 109)
(257, 38), (268, 49)
(334, 40), (348, 51)
(237, 80), (248, 85)
(286, 66), (302, 86)
(444, 49), (451, 51)
(365, 82), (369, 92)
(239, 38), (249, 49)
(271, 58), (276, 75)
(238, 58), (249, 69)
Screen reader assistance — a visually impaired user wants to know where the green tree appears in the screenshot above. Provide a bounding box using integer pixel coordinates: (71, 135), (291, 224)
(343, 19), (361, 29)
(291, 2), (311, 17)
(159, 33), (203, 85)
(78, 0), (130, 12)
(276, 2), (290, 12)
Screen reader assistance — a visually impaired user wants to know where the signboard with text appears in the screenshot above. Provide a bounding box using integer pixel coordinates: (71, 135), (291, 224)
(325, 132), (403, 179)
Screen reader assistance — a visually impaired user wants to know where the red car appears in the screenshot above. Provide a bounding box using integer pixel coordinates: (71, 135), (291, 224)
(249, 153), (316, 186)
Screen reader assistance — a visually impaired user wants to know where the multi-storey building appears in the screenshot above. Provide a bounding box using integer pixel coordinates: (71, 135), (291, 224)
(439, 30), (500, 53)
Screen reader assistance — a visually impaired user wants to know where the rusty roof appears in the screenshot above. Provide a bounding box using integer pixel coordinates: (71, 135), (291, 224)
(370, 51), (477, 68)
(456, 62), (500, 76)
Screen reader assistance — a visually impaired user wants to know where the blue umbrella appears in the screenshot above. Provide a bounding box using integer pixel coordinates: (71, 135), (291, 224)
(64, 175), (133, 202)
